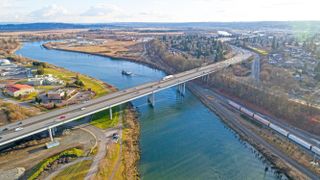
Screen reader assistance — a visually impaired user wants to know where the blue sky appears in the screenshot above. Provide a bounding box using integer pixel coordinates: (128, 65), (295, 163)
(1, 0), (320, 23)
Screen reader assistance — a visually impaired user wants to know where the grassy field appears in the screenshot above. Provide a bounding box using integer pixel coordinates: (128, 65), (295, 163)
(94, 143), (124, 180)
(48, 39), (138, 57)
(34, 85), (59, 91)
(90, 106), (120, 129)
(52, 160), (93, 180)
(19, 91), (38, 101)
(43, 67), (111, 97)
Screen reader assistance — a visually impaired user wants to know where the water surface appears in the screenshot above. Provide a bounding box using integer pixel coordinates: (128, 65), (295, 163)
(17, 41), (286, 179)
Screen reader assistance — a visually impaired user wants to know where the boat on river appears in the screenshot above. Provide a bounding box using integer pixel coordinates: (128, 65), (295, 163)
(122, 70), (133, 76)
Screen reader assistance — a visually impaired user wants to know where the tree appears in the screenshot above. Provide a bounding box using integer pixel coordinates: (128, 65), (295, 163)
(37, 67), (44, 75)
(63, 91), (68, 100)
(34, 97), (42, 104)
(75, 79), (84, 87)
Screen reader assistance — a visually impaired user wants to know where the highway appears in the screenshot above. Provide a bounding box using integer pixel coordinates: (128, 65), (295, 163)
(0, 50), (252, 147)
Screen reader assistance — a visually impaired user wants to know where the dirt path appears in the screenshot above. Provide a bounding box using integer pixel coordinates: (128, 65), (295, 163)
(84, 118), (123, 180)
(84, 125), (108, 180)
(109, 112), (123, 180)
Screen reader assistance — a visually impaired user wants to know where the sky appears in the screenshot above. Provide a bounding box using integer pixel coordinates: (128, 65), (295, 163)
(1, 0), (320, 23)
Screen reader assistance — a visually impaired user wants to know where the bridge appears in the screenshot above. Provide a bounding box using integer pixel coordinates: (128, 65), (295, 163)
(0, 49), (252, 147)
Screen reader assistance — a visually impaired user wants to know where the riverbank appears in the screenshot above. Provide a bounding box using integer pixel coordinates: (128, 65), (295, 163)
(142, 52), (319, 178)
(46, 42), (320, 178)
(42, 43), (142, 179)
(188, 84), (313, 179)
(15, 40), (301, 179)
(0, 42), (142, 179)
(43, 42), (166, 74)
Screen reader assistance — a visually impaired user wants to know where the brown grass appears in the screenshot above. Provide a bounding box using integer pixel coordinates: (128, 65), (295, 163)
(44, 39), (143, 60)
(121, 108), (140, 180)
(0, 101), (40, 123)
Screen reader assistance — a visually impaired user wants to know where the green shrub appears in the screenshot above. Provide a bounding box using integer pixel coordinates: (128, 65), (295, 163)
(28, 148), (84, 180)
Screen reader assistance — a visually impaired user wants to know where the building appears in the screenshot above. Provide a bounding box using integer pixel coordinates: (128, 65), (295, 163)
(27, 78), (43, 86)
(217, 31), (232, 37)
(47, 89), (65, 101)
(27, 74), (64, 86)
(4, 84), (35, 97)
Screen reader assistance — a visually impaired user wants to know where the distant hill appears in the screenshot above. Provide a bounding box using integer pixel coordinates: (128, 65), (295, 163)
(113, 21), (320, 31)
(0, 23), (116, 31)
(0, 21), (320, 32)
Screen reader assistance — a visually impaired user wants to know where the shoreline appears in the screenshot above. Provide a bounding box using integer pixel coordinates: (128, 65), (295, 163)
(32, 43), (141, 179)
(5, 42), (140, 179)
(40, 41), (315, 178)
(42, 43), (166, 73)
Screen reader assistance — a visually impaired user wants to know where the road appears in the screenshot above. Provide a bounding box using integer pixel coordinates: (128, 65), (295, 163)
(0, 49), (252, 147)
(189, 83), (319, 179)
(251, 53), (260, 82)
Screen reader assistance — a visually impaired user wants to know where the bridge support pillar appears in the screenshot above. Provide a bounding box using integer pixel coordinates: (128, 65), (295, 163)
(201, 75), (210, 84)
(109, 108), (113, 120)
(177, 83), (186, 96)
(148, 93), (155, 107)
(52, 127), (56, 136)
(48, 128), (54, 142)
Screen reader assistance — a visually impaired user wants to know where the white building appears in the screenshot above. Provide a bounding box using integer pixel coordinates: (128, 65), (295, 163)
(217, 31), (232, 37)
(27, 78), (44, 86)
(28, 74), (64, 86)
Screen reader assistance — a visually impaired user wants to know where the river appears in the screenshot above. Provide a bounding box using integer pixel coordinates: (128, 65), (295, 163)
(16, 41), (286, 179)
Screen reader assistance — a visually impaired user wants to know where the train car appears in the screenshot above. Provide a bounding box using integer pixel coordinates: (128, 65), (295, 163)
(311, 146), (320, 156)
(240, 107), (254, 117)
(253, 114), (270, 126)
(228, 100), (241, 110)
(288, 134), (312, 150)
(269, 123), (289, 137)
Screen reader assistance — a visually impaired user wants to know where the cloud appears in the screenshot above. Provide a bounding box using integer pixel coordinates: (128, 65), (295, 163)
(0, 0), (11, 8)
(81, 4), (122, 17)
(0, 0), (319, 23)
(28, 4), (70, 21)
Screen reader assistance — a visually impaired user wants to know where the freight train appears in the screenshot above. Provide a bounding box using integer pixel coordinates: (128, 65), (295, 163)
(228, 100), (320, 156)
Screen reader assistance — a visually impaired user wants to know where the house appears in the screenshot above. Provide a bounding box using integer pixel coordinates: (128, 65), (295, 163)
(27, 78), (44, 86)
(47, 89), (65, 101)
(27, 74), (64, 86)
(4, 84), (35, 97)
